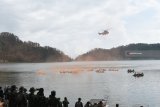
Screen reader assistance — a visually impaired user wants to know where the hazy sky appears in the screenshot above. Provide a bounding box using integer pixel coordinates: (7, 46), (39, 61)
(0, 0), (160, 58)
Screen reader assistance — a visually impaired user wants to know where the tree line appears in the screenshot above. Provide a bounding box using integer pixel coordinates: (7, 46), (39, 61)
(75, 43), (160, 61)
(1, 32), (160, 62)
(0, 32), (72, 62)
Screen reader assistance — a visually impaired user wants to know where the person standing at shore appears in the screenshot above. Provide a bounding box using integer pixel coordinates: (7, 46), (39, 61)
(8, 85), (17, 107)
(75, 98), (83, 107)
(57, 98), (62, 107)
(84, 102), (91, 107)
(62, 97), (69, 107)
(48, 90), (59, 107)
(16, 86), (27, 107)
(36, 88), (47, 107)
(28, 87), (36, 107)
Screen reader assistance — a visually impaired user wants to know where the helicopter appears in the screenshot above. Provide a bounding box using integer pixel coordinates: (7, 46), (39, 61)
(98, 29), (109, 35)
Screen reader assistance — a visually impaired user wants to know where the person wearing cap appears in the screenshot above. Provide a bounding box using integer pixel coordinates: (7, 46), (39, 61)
(28, 87), (36, 107)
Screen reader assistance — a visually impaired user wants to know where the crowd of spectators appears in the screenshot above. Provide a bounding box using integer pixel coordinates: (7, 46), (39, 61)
(0, 85), (107, 107)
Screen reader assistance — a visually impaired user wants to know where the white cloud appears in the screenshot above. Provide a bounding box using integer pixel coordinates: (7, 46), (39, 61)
(0, 0), (160, 58)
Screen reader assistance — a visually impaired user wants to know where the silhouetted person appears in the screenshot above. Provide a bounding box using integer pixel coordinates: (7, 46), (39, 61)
(75, 98), (83, 107)
(4, 86), (10, 100)
(8, 85), (17, 107)
(0, 87), (4, 99)
(84, 102), (91, 107)
(37, 88), (44, 96)
(58, 98), (62, 107)
(16, 86), (27, 107)
(24, 88), (28, 96)
(63, 97), (69, 107)
(36, 88), (46, 107)
(97, 101), (103, 107)
(116, 104), (119, 107)
(28, 87), (36, 107)
(48, 90), (59, 107)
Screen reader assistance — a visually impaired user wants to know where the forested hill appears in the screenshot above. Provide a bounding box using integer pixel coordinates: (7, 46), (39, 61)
(1, 32), (160, 62)
(75, 43), (160, 61)
(0, 32), (72, 62)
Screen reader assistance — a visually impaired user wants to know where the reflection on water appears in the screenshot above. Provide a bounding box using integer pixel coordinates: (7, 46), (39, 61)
(0, 61), (160, 107)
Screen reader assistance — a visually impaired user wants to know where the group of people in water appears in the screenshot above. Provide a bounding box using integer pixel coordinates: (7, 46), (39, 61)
(0, 85), (107, 107)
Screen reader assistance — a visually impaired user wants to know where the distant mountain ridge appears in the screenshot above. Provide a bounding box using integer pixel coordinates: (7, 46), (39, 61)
(0, 32), (72, 62)
(75, 43), (160, 61)
(1, 32), (160, 62)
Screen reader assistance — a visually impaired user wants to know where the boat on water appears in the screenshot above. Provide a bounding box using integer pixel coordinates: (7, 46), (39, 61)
(133, 72), (144, 77)
(127, 69), (135, 73)
(89, 99), (109, 107)
(95, 69), (106, 73)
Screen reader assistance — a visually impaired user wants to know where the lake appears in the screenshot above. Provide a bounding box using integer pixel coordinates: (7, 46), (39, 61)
(0, 60), (160, 107)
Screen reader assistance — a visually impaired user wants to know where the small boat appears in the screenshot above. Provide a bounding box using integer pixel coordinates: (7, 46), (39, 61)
(127, 69), (135, 73)
(89, 99), (109, 107)
(133, 72), (144, 77)
(95, 69), (106, 73)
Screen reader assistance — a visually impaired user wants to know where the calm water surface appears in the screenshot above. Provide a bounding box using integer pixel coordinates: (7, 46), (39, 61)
(0, 60), (160, 107)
